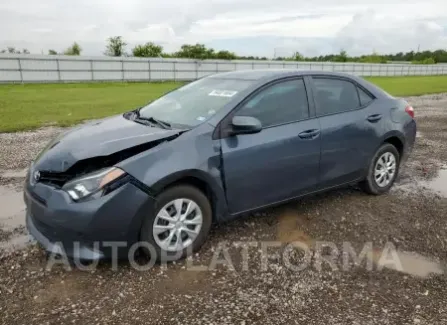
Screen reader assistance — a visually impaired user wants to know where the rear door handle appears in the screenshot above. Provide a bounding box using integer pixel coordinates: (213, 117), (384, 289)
(298, 129), (320, 139)
(367, 114), (382, 122)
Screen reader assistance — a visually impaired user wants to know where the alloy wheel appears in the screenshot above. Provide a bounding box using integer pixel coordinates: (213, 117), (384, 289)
(374, 152), (397, 187)
(152, 198), (203, 252)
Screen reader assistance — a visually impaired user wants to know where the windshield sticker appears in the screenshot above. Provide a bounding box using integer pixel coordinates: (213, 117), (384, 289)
(208, 90), (238, 97)
(196, 116), (206, 121)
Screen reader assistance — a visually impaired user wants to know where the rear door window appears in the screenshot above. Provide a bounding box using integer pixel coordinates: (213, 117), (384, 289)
(312, 77), (361, 116)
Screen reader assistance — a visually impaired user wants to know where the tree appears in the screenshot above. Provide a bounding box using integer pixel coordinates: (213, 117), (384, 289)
(334, 49), (348, 62)
(48, 49), (58, 55)
(64, 42), (82, 55)
(22, 49), (30, 54)
(105, 36), (127, 57)
(7, 47), (16, 54)
(412, 57), (436, 64)
(175, 44), (213, 59)
(215, 50), (237, 60)
(132, 42), (163, 57)
(359, 51), (385, 63)
(293, 52), (305, 61)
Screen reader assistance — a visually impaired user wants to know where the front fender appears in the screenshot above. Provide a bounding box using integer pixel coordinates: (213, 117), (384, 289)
(116, 126), (229, 222)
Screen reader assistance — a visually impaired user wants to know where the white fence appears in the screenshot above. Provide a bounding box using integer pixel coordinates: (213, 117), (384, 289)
(1, 54), (446, 83)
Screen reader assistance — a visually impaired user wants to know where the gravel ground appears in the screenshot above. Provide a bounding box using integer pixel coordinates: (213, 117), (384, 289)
(1, 94), (447, 324)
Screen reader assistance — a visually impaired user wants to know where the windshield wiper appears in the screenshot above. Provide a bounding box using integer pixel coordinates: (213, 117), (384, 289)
(133, 108), (171, 129)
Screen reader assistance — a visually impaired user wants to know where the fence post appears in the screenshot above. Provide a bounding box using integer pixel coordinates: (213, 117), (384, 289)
(90, 59), (94, 81)
(56, 58), (61, 82)
(173, 61), (176, 82)
(17, 58), (23, 84)
(216, 62), (219, 74)
(148, 60), (151, 82)
(252, 62), (254, 70)
(195, 61), (199, 80)
(121, 59), (124, 81)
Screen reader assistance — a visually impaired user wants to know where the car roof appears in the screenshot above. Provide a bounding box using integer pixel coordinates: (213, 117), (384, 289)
(208, 69), (388, 99)
(208, 69), (357, 81)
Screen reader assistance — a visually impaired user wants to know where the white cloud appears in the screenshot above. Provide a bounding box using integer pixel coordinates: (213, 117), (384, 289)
(0, 0), (446, 56)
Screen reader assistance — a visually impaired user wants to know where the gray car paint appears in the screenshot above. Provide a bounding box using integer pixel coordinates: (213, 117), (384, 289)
(25, 69), (416, 259)
(118, 70), (416, 218)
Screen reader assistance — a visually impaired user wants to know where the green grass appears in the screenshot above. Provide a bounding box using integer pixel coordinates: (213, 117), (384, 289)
(365, 76), (447, 96)
(0, 82), (183, 132)
(1, 75), (447, 132)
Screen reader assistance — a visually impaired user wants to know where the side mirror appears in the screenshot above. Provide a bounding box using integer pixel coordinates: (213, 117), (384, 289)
(231, 116), (262, 135)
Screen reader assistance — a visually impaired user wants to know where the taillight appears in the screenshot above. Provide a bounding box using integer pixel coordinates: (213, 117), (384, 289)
(405, 106), (414, 118)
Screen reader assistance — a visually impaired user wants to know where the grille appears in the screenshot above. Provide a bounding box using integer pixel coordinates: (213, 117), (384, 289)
(38, 171), (71, 187)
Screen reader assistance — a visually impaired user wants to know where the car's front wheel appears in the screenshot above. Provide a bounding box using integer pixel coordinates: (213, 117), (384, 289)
(360, 143), (400, 195)
(140, 184), (212, 261)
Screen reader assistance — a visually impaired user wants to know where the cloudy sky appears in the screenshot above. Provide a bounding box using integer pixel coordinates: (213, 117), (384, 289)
(1, 0), (446, 57)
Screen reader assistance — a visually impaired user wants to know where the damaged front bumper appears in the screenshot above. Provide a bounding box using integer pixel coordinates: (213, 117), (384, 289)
(24, 179), (155, 260)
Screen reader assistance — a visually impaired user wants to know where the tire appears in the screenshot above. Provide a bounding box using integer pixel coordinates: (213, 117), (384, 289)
(360, 143), (400, 195)
(140, 184), (212, 262)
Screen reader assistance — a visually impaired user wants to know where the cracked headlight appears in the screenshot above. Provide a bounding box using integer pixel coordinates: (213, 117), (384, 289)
(62, 167), (126, 201)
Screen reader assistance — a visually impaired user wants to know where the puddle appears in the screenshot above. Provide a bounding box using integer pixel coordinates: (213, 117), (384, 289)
(276, 206), (313, 246)
(0, 185), (26, 230)
(0, 185), (29, 252)
(275, 206), (445, 278)
(395, 166), (447, 198)
(376, 251), (444, 278)
(0, 233), (32, 251)
(1, 169), (27, 179)
(421, 167), (447, 197)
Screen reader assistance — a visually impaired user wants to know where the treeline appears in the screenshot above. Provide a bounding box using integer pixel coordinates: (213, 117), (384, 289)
(2, 36), (447, 64)
(0, 47), (30, 54)
(281, 50), (440, 64)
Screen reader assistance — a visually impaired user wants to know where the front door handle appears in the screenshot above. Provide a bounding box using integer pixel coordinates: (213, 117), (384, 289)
(298, 129), (320, 139)
(367, 114), (382, 122)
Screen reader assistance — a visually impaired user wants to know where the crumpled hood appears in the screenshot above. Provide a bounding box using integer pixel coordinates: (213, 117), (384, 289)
(33, 114), (181, 173)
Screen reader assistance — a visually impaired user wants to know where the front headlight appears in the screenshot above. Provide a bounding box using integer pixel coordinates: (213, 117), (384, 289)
(62, 167), (126, 201)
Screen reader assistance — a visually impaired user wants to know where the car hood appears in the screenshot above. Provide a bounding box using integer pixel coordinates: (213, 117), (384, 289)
(33, 114), (182, 173)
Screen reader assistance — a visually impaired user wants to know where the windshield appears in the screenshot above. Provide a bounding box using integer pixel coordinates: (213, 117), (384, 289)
(138, 77), (254, 127)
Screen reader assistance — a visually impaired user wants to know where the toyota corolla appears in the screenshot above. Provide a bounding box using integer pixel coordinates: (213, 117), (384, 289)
(24, 70), (416, 261)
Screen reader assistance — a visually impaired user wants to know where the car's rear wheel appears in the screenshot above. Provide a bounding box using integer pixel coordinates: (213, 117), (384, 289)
(140, 184), (212, 262)
(360, 143), (400, 195)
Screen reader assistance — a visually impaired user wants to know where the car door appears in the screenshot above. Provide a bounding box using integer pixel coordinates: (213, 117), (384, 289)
(309, 75), (381, 189)
(218, 77), (321, 214)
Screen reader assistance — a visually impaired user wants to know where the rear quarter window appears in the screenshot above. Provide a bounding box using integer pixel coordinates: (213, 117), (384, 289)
(358, 87), (374, 106)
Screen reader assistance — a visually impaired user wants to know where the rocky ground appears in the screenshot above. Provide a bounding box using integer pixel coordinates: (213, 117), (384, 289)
(0, 94), (447, 324)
